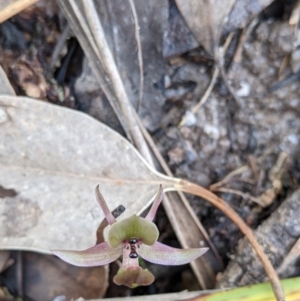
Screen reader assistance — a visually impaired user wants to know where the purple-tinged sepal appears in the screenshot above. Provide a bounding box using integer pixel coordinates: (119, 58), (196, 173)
(145, 185), (163, 221)
(52, 242), (122, 267)
(95, 185), (117, 225)
(138, 242), (209, 265)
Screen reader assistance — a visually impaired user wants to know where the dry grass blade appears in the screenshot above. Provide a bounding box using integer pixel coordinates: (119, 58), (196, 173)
(56, 0), (131, 138)
(81, 0), (152, 164)
(83, 0), (152, 162)
(175, 180), (286, 301)
(57, 0), (152, 164)
(0, 0), (40, 23)
(128, 0), (144, 112)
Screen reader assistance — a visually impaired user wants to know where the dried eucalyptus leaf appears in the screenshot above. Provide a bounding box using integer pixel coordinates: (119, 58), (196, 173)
(0, 95), (175, 253)
(223, 0), (274, 34)
(175, 0), (235, 55)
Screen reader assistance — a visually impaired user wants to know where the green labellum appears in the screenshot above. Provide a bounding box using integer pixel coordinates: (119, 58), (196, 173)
(108, 215), (159, 248)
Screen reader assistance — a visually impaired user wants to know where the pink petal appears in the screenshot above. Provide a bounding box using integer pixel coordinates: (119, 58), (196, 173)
(51, 242), (122, 267)
(95, 185), (116, 225)
(138, 242), (208, 265)
(145, 185), (163, 221)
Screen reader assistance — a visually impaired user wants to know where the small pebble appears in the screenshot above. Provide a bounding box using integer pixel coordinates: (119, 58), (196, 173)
(168, 147), (185, 164)
(181, 110), (197, 127)
(236, 81), (251, 97)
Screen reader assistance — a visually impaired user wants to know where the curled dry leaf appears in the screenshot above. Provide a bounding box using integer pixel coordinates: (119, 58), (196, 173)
(0, 95), (175, 253)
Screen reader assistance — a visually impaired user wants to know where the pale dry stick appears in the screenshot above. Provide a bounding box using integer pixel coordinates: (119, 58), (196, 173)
(176, 180), (286, 301)
(212, 187), (266, 207)
(221, 32), (235, 56)
(233, 18), (259, 63)
(178, 33), (234, 128)
(233, 28), (246, 63)
(247, 155), (259, 181)
(289, 0), (300, 26)
(81, 0), (153, 165)
(0, 0), (40, 23)
(278, 56), (289, 79)
(128, 0), (144, 113)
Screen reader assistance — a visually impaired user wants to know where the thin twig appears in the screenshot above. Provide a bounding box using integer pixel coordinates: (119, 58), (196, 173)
(178, 33), (234, 128)
(210, 148), (273, 191)
(178, 67), (219, 127)
(233, 18), (259, 63)
(128, 0), (144, 112)
(0, 0), (40, 23)
(212, 187), (266, 207)
(210, 165), (249, 191)
(50, 23), (71, 70)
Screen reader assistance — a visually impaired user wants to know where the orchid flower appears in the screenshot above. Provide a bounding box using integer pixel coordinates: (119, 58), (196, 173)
(52, 185), (208, 288)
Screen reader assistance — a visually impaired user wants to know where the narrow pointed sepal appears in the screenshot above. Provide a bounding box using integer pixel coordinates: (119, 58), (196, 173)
(95, 185), (116, 225)
(113, 267), (155, 288)
(51, 242), (122, 267)
(138, 242), (209, 265)
(145, 185), (164, 221)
